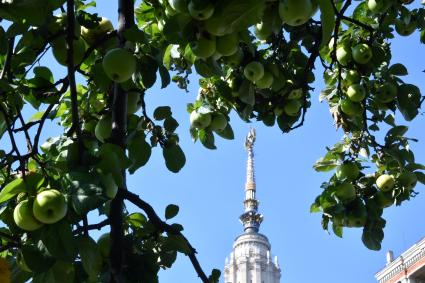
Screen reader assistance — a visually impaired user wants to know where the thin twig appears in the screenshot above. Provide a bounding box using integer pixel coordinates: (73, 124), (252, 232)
(122, 190), (210, 283)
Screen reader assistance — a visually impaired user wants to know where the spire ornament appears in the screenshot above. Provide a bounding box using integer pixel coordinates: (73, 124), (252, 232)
(239, 128), (263, 233)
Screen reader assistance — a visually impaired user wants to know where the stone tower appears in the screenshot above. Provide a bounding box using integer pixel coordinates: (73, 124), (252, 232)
(224, 129), (281, 283)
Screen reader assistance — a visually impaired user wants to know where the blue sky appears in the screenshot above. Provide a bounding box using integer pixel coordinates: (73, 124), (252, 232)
(3, 1), (425, 283)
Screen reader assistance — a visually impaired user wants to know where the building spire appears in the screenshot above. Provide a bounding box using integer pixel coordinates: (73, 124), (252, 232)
(239, 128), (263, 233)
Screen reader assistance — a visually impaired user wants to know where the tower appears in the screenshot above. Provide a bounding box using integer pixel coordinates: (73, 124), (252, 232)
(224, 129), (281, 283)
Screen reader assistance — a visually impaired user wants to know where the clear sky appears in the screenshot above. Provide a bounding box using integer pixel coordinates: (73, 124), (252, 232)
(3, 1), (425, 283)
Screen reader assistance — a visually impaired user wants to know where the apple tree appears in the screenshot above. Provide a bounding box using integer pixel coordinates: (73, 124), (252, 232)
(0, 0), (424, 282)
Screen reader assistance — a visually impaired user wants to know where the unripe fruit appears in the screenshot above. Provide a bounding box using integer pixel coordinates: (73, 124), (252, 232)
(346, 84), (366, 102)
(255, 72), (274, 89)
(398, 172), (417, 190)
(283, 100), (302, 116)
(81, 17), (114, 46)
(95, 115), (112, 142)
(188, 1), (214, 20)
(243, 61), (265, 83)
(336, 45), (352, 65)
(335, 182), (356, 201)
(352, 43), (373, 64)
(14, 200), (44, 231)
(279, 0), (316, 26)
(97, 233), (110, 258)
(376, 174), (395, 192)
(190, 111), (212, 129)
(340, 99), (362, 116)
(336, 163), (360, 181)
(216, 33), (239, 56)
(209, 113), (228, 132)
(51, 37), (86, 66)
(33, 189), (67, 224)
(190, 36), (216, 58)
(102, 48), (136, 82)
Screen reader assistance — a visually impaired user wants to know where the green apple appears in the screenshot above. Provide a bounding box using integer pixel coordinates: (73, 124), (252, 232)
(95, 115), (112, 142)
(209, 113), (227, 132)
(169, 0), (189, 13)
(216, 33), (239, 56)
(127, 91), (142, 114)
(102, 48), (136, 82)
(375, 191), (393, 208)
(336, 162), (360, 181)
(352, 43), (373, 64)
(340, 99), (362, 116)
(190, 35), (216, 58)
(224, 48), (244, 67)
(81, 17), (114, 46)
(100, 173), (118, 199)
(255, 71), (274, 89)
(395, 19), (416, 36)
(188, 1), (214, 20)
(336, 45), (352, 65)
(283, 100), (302, 116)
(335, 182), (356, 201)
(244, 61), (265, 83)
(82, 119), (97, 133)
(14, 199), (44, 231)
(346, 84), (366, 102)
(33, 189), (67, 224)
(279, 0), (315, 26)
(204, 17), (229, 36)
(342, 69), (361, 85)
(376, 174), (395, 192)
(398, 171), (417, 190)
(97, 233), (110, 258)
(51, 37), (86, 66)
(190, 111), (212, 129)
(376, 82), (397, 103)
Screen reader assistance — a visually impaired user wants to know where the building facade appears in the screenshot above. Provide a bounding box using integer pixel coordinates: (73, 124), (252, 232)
(224, 129), (281, 283)
(376, 237), (425, 283)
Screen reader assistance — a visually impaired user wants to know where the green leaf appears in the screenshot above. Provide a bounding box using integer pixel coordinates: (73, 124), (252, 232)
(362, 218), (386, 250)
(165, 204), (179, 220)
(313, 157), (338, 172)
(164, 117), (179, 132)
(0, 0), (52, 26)
(0, 178), (26, 203)
(385, 125), (408, 144)
(34, 66), (54, 83)
(194, 58), (223, 78)
(389, 63), (408, 76)
(163, 144), (186, 173)
(215, 123), (234, 140)
(138, 55), (158, 89)
(397, 84), (421, 121)
(163, 44), (173, 69)
(153, 106), (172, 120)
(128, 132), (152, 174)
(126, 212), (147, 229)
(98, 143), (131, 187)
(317, 0), (335, 51)
(158, 65), (171, 89)
(199, 129), (216, 149)
(163, 234), (190, 255)
(67, 172), (106, 215)
(51, 260), (75, 283)
(238, 80), (255, 106)
(415, 172), (425, 185)
(21, 245), (55, 273)
(77, 236), (103, 280)
(205, 0), (266, 33)
(41, 221), (77, 261)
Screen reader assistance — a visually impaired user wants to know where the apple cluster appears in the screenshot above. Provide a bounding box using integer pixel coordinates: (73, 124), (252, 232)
(322, 159), (419, 230)
(13, 189), (67, 231)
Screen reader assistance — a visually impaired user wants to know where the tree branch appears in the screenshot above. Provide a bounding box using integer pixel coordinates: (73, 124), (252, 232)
(122, 190), (210, 283)
(108, 0), (133, 282)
